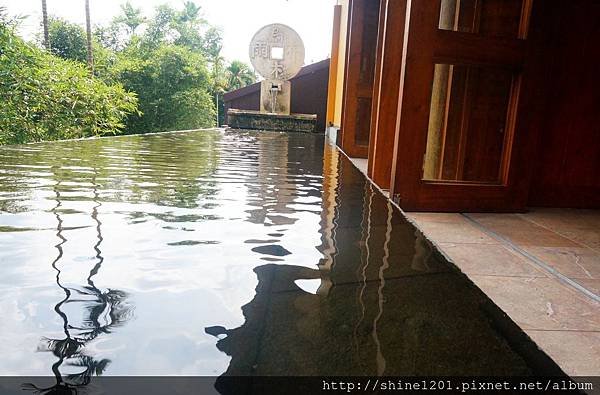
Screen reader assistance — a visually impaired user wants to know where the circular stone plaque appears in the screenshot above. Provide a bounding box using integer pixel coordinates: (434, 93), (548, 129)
(249, 24), (305, 81)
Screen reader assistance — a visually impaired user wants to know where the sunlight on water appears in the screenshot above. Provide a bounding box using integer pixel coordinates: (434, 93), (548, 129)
(0, 130), (325, 377)
(0, 129), (538, 389)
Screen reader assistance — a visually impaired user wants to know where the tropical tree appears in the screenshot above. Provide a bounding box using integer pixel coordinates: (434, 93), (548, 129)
(113, 44), (215, 133)
(41, 0), (49, 49)
(178, 1), (203, 23)
(0, 25), (138, 145)
(85, 0), (93, 72)
(45, 17), (88, 62)
(226, 60), (256, 91)
(113, 1), (145, 35)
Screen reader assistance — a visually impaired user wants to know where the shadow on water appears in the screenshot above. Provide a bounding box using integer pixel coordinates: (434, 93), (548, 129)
(0, 131), (569, 394)
(205, 143), (565, 394)
(23, 174), (133, 394)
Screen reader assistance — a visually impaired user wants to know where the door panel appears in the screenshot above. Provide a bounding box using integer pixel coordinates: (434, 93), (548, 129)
(423, 63), (515, 183)
(391, 0), (534, 212)
(340, 0), (380, 158)
(438, 0), (526, 39)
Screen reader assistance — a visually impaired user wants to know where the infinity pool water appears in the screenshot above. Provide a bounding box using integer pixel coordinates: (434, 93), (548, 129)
(0, 130), (549, 387)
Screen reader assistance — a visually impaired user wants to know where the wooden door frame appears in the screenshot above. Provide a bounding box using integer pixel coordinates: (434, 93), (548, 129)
(390, 0), (537, 212)
(340, 0), (378, 158)
(367, 0), (387, 175)
(367, 0), (407, 190)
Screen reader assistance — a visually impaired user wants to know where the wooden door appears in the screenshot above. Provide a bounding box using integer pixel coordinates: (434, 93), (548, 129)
(367, 0), (407, 190)
(391, 0), (537, 212)
(340, 0), (380, 158)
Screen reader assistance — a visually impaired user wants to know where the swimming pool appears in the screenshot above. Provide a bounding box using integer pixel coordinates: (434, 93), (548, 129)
(0, 129), (556, 391)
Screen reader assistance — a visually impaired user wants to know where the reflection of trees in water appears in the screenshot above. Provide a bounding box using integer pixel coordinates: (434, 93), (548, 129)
(23, 177), (133, 394)
(0, 132), (223, 217)
(242, 133), (324, 227)
(108, 132), (222, 208)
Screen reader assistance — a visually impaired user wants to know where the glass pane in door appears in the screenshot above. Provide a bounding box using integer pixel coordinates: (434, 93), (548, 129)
(423, 63), (515, 183)
(438, 0), (525, 39)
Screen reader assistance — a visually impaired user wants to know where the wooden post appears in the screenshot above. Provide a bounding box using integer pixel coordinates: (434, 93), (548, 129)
(326, 5), (342, 128)
(340, 0), (380, 158)
(368, 0), (408, 189)
(367, 0), (387, 179)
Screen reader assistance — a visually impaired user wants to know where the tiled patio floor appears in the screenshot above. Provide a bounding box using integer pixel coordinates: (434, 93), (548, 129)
(347, 157), (600, 377)
(406, 210), (600, 376)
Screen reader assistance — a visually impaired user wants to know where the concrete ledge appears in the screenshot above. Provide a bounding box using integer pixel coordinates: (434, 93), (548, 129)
(226, 109), (317, 133)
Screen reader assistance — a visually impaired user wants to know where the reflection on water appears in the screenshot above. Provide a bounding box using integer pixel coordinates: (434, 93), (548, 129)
(0, 130), (554, 390)
(21, 177), (133, 394)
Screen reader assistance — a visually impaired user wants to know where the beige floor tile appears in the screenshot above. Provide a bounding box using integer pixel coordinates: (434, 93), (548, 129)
(535, 225), (599, 252)
(468, 214), (580, 247)
(525, 208), (600, 231)
(439, 243), (547, 278)
(525, 330), (600, 376)
(576, 279), (600, 295)
(520, 209), (600, 251)
(414, 220), (499, 245)
(522, 246), (600, 280)
(469, 275), (600, 331)
(406, 213), (464, 224)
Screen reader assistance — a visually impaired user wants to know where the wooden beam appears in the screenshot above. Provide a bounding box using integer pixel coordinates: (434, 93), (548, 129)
(326, 5), (342, 127)
(367, 0), (387, 178)
(433, 30), (526, 67)
(368, 0), (407, 190)
(340, 0), (379, 158)
(390, 0), (439, 201)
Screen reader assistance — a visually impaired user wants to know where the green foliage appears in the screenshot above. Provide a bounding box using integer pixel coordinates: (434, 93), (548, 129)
(140, 2), (207, 53)
(0, 25), (138, 145)
(202, 27), (223, 61)
(0, 1), (258, 144)
(43, 18), (117, 81)
(113, 2), (146, 35)
(226, 60), (256, 91)
(45, 17), (88, 62)
(114, 44), (215, 133)
(99, 1), (219, 132)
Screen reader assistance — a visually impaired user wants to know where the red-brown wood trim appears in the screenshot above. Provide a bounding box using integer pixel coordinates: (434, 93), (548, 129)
(390, 0), (535, 212)
(340, 0), (370, 158)
(371, 0), (408, 190)
(339, 0), (354, 149)
(390, 0), (439, 202)
(367, 0), (388, 178)
(433, 30), (526, 67)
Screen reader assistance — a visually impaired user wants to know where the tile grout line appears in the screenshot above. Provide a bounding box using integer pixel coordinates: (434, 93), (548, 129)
(462, 213), (600, 304)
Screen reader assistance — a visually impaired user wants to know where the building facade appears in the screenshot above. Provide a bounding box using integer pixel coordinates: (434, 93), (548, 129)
(327, 0), (600, 212)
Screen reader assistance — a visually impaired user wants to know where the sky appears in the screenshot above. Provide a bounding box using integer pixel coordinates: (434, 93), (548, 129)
(1, 0), (335, 65)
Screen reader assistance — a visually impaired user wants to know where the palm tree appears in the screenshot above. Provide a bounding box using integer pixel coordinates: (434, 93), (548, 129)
(84, 0), (93, 73)
(226, 60), (256, 91)
(41, 0), (49, 49)
(180, 1), (202, 23)
(114, 1), (146, 35)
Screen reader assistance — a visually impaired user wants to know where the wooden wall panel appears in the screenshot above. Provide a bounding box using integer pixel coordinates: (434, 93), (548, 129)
(527, 0), (600, 208)
(367, 0), (407, 190)
(340, 0), (380, 158)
